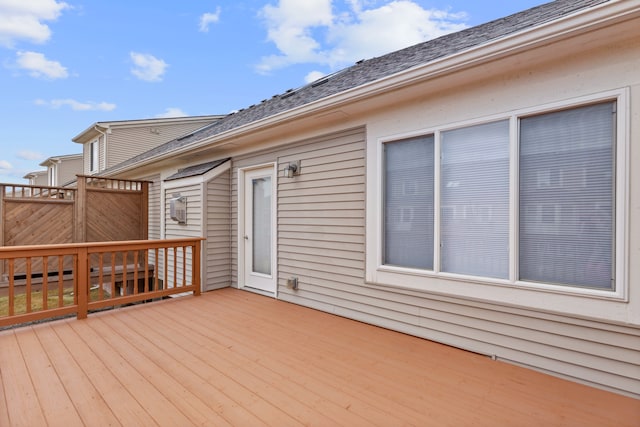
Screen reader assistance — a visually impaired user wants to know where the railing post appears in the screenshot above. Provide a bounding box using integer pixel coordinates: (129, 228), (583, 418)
(77, 246), (89, 319)
(193, 240), (201, 296)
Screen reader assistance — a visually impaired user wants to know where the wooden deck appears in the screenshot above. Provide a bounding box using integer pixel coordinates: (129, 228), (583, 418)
(1, 288), (638, 426)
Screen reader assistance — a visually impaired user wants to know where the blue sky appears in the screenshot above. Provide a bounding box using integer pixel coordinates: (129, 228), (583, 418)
(0, 0), (547, 184)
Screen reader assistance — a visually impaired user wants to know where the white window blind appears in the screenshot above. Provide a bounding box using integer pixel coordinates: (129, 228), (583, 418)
(519, 102), (615, 289)
(384, 135), (434, 269)
(441, 120), (510, 278)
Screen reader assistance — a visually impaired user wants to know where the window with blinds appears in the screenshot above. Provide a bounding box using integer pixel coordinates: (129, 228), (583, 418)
(519, 102), (615, 289)
(441, 120), (510, 279)
(381, 99), (617, 292)
(383, 135), (434, 270)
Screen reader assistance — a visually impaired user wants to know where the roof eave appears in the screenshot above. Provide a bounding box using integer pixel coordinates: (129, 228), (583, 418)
(71, 115), (227, 143)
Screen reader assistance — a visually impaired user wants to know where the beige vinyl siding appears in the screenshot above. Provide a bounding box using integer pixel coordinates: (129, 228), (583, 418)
(226, 126), (639, 397)
(107, 123), (215, 168)
(142, 174), (161, 240)
(83, 142), (90, 175)
(57, 157), (83, 186)
(229, 128), (365, 288)
(164, 184), (201, 288)
(204, 169), (231, 291)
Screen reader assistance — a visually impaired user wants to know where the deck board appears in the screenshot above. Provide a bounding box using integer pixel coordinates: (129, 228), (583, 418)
(1, 287), (638, 426)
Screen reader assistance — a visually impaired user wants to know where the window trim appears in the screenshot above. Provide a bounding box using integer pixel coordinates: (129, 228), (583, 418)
(90, 140), (99, 173)
(367, 89), (629, 319)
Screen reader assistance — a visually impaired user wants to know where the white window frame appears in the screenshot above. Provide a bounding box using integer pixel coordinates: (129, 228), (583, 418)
(48, 166), (56, 186)
(90, 140), (99, 173)
(366, 89), (629, 322)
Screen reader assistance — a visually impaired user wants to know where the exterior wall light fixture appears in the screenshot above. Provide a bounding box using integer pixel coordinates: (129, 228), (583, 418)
(283, 160), (300, 178)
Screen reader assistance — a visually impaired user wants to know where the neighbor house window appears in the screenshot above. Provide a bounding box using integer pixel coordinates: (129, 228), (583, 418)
(384, 135), (434, 269)
(380, 99), (618, 292)
(48, 166), (55, 186)
(90, 140), (99, 172)
(519, 102), (614, 289)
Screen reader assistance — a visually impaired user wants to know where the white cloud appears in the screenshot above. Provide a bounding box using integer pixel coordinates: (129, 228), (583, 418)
(15, 51), (68, 79)
(35, 98), (116, 111)
(0, 160), (12, 170)
(155, 107), (188, 118)
(130, 52), (168, 82)
(0, 0), (70, 47)
(304, 70), (326, 84)
(257, 0), (467, 73)
(199, 7), (221, 32)
(17, 150), (44, 161)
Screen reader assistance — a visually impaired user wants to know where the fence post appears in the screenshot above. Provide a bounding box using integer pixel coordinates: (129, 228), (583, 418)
(75, 176), (86, 243)
(77, 246), (89, 319)
(140, 181), (149, 240)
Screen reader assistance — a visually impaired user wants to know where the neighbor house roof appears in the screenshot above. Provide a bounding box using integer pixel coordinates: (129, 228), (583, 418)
(104, 0), (610, 175)
(23, 170), (47, 180)
(71, 115), (227, 144)
(39, 153), (83, 167)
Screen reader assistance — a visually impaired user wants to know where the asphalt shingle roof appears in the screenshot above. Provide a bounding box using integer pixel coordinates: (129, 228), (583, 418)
(164, 158), (230, 181)
(109, 0), (609, 174)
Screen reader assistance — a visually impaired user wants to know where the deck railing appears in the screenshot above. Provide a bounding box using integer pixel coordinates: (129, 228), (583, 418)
(0, 238), (202, 328)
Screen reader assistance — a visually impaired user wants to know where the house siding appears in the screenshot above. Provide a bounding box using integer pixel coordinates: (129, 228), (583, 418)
(55, 156), (82, 186)
(227, 125), (639, 397)
(230, 128), (365, 289)
(145, 174), (162, 240)
(107, 123), (215, 169)
(205, 169), (231, 291)
(164, 184), (201, 288)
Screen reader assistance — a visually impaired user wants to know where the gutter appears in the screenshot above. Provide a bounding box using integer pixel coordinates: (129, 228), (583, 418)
(106, 0), (638, 176)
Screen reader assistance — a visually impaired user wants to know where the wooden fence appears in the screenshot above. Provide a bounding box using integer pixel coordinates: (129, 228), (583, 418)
(0, 176), (148, 279)
(0, 238), (202, 328)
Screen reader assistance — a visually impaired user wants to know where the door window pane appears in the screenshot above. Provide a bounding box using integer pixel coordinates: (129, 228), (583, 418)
(384, 135), (434, 269)
(441, 120), (510, 278)
(519, 102), (614, 289)
(252, 177), (271, 275)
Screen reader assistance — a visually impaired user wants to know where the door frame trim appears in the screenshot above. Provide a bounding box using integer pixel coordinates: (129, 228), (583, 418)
(237, 163), (278, 296)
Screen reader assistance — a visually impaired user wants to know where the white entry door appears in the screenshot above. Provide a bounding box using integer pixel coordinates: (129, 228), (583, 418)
(242, 166), (277, 294)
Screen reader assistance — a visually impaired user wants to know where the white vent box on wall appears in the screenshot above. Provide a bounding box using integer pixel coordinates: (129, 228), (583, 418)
(170, 195), (187, 224)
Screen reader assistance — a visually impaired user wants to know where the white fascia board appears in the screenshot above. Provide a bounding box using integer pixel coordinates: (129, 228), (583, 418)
(108, 0), (637, 175)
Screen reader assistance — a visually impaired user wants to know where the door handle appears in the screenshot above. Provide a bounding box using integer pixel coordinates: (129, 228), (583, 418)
(244, 235), (249, 240)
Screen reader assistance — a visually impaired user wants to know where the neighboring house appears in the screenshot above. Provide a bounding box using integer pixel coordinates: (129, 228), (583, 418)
(71, 115), (225, 176)
(23, 170), (48, 186)
(39, 153), (83, 187)
(95, 0), (639, 397)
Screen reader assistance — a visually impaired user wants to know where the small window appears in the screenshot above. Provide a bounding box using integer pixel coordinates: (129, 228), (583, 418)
(90, 140), (99, 172)
(48, 167), (55, 186)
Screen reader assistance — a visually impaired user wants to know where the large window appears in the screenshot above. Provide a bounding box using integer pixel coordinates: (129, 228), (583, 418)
(381, 99), (618, 292)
